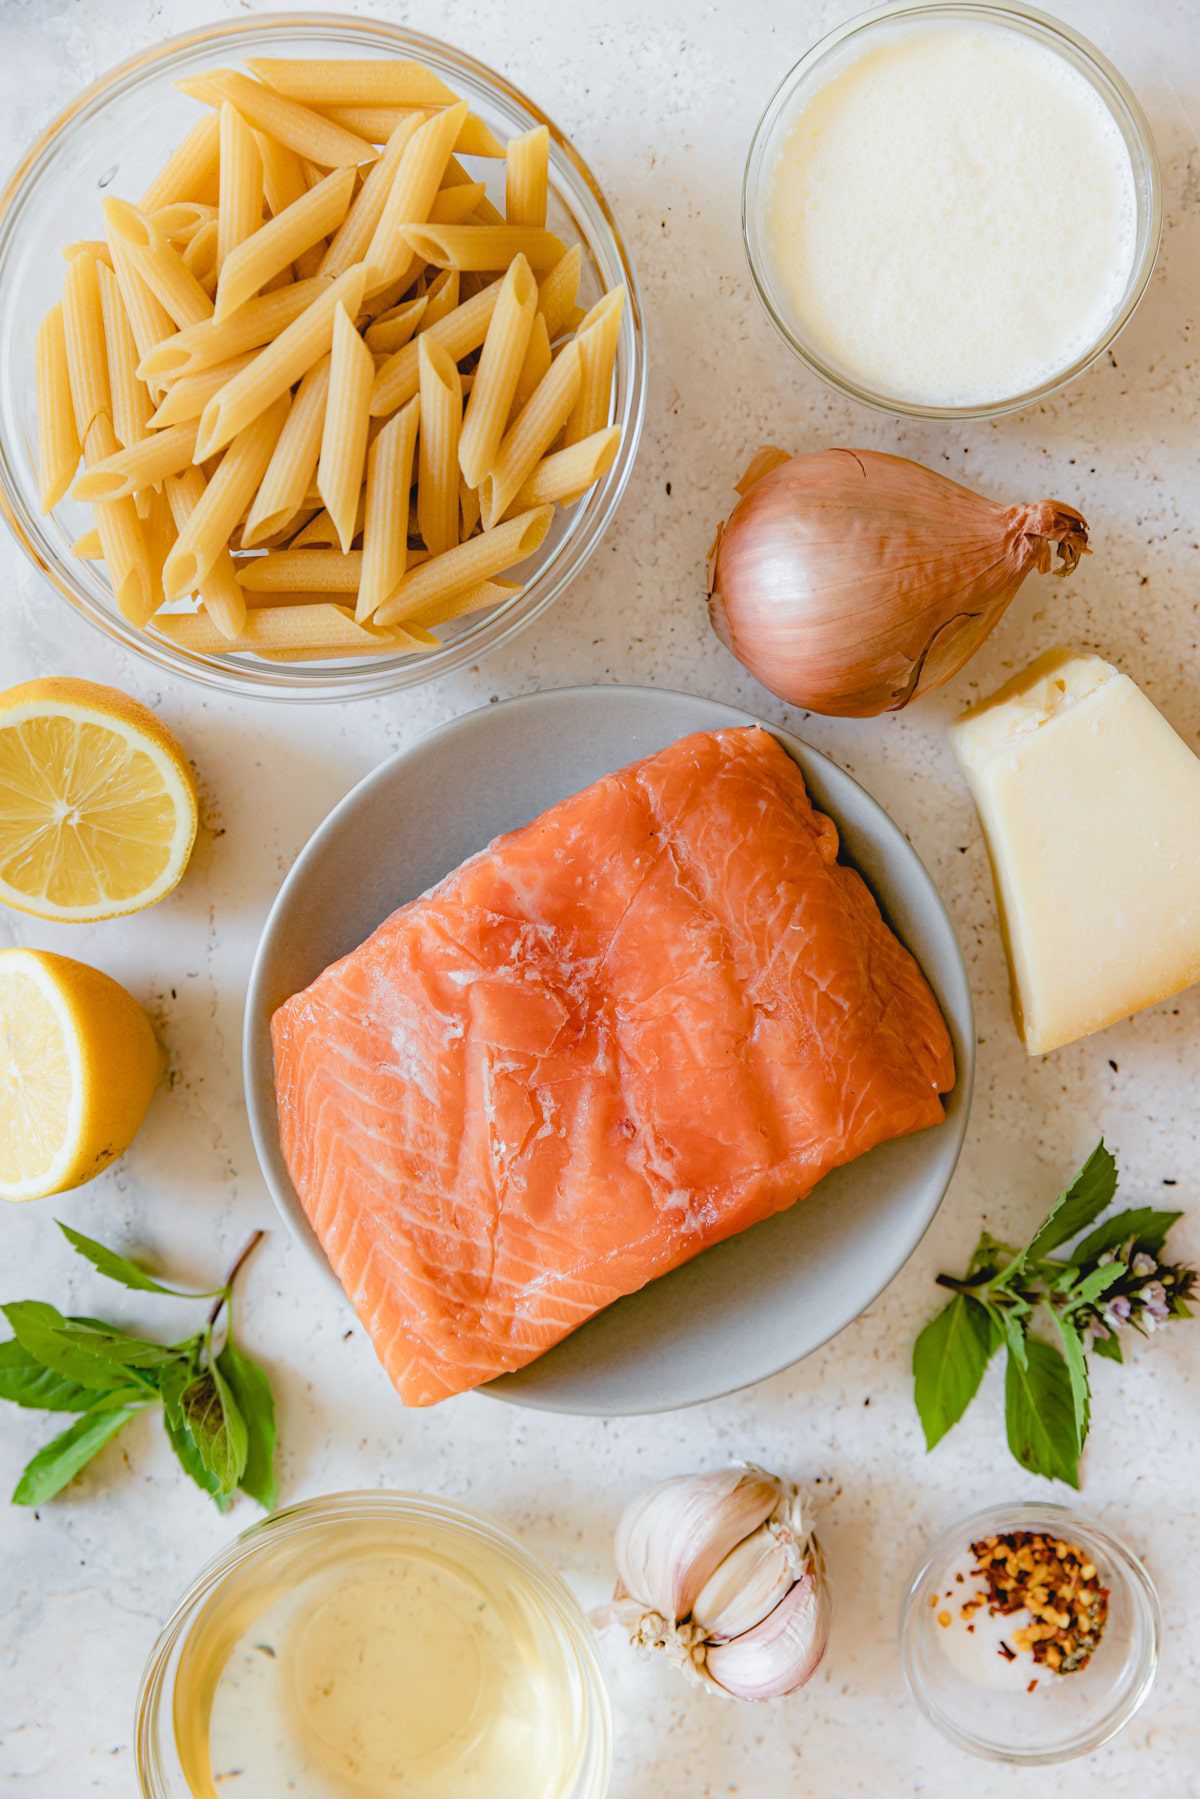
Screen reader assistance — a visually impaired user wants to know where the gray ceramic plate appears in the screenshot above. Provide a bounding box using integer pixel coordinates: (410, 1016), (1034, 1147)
(244, 686), (973, 1415)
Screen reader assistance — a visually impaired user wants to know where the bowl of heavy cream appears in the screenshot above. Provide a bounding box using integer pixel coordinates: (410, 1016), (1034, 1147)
(743, 1), (1161, 416)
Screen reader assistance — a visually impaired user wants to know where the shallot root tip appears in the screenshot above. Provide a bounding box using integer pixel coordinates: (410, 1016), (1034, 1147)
(1025, 503), (1090, 577)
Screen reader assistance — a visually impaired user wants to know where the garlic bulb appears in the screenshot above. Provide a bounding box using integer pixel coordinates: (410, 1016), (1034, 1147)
(597, 1463), (830, 1702)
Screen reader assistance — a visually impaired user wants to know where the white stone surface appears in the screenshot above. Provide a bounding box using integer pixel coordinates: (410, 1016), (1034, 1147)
(1, 0), (1197, 1792)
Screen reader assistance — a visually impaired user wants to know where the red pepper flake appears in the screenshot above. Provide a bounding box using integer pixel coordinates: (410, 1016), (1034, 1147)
(998, 1640), (1017, 1663)
(967, 1531), (1108, 1677)
(1027, 1678), (1039, 1694)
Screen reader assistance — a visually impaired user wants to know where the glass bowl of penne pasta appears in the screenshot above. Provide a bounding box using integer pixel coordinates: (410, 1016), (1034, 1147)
(0, 15), (645, 699)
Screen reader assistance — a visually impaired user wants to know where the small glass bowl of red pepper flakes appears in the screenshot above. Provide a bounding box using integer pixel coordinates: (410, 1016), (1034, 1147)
(900, 1502), (1160, 1763)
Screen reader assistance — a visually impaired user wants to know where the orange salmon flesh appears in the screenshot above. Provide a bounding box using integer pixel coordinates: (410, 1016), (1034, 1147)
(272, 727), (955, 1404)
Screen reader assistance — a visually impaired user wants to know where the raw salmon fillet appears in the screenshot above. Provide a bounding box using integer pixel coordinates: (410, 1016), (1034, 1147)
(272, 727), (955, 1405)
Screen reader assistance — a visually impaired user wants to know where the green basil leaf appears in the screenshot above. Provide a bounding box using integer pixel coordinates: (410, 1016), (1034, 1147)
(998, 1308), (1029, 1372)
(181, 1366), (248, 1497)
(0, 1339), (115, 1412)
(1067, 1263), (1127, 1309)
(159, 1359), (193, 1432)
(1049, 1311), (1091, 1450)
(162, 1408), (229, 1512)
(56, 1223), (218, 1298)
(0, 1303), (174, 1392)
(1091, 1330), (1123, 1363)
(1004, 1338), (1081, 1487)
(912, 1295), (1000, 1450)
(217, 1340), (277, 1511)
(11, 1402), (144, 1506)
(1072, 1208), (1181, 1265)
(1025, 1142), (1118, 1262)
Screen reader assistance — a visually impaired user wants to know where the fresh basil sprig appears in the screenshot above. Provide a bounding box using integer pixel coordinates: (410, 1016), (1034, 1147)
(913, 1143), (1194, 1487)
(1, 1227), (276, 1511)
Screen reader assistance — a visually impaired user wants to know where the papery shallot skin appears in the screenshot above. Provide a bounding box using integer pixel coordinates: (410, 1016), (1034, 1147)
(708, 448), (1088, 717)
(272, 727), (955, 1405)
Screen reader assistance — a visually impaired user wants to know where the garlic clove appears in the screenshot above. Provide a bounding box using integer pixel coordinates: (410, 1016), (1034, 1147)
(614, 1464), (784, 1625)
(690, 1520), (797, 1642)
(702, 1559), (831, 1702)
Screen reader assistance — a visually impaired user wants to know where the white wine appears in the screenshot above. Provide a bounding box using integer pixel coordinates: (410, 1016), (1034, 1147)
(169, 1500), (601, 1797)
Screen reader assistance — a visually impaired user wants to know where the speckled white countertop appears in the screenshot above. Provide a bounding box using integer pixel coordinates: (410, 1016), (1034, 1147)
(1, 0), (1198, 1792)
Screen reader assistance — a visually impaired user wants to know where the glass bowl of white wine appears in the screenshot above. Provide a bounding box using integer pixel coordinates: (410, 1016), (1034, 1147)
(135, 1489), (611, 1797)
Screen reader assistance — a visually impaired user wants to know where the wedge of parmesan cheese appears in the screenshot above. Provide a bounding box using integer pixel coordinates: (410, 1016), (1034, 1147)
(952, 648), (1200, 1055)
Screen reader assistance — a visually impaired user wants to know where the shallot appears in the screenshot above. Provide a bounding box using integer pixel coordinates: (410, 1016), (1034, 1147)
(707, 447), (1089, 717)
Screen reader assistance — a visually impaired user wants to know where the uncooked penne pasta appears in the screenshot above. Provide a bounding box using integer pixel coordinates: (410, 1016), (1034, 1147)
(83, 416), (152, 624)
(121, 225), (214, 329)
(511, 425), (620, 511)
(457, 254), (536, 488)
(564, 285), (624, 444)
(480, 340), (581, 527)
(196, 265), (365, 456)
(317, 302), (374, 552)
(96, 262), (151, 450)
(150, 356), (257, 431)
(417, 336), (462, 558)
(510, 312), (552, 417)
(176, 69), (378, 171)
(155, 601), (395, 655)
(242, 354), (331, 546)
(429, 182), (486, 227)
(370, 275), (503, 415)
(71, 527), (103, 558)
(165, 467), (248, 637)
(362, 102), (467, 291)
(142, 484), (178, 613)
(163, 394), (288, 597)
(403, 223), (566, 273)
(61, 240), (112, 264)
(245, 59), (458, 107)
(317, 113), (422, 282)
(62, 252), (111, 440)
(182, 218), (220, 283)
(358, 395), (420, 620)
(142, 274), (330, 379)
(409, 577), (522, 631)
(536, 243), (583, 339)
(35, 304), (80, 512)
(216, 102), (263, 278)
(315, 105), (504, 159)
(73, 419), (199, 501)
(255, 130), (306, 216)
(36, 55), (623, 664)
(150, 202), (217, 245)
(140, 113), (222, 212)
(419, 269), (461, 332)
(107, 237), (176, 386)
(289, 493), (367, 548)
(459, 478), (481, 539)
(505, 126), (550, 228)
(363, 293), (427, 354)
(375, 505), (553, 625)
(238, 547), (362, 590)
(216, 165), (354, 318)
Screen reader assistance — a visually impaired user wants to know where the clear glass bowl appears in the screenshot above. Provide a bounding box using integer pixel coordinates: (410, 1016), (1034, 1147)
(135, 1489), (612, 1796)
(0, 14), (646, 702)
(900, 1500), (1161, 1762)
(742, 0), (1162, 420)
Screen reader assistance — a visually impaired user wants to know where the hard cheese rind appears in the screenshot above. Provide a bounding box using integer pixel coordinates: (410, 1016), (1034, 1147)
(952, 647), (1200, 1054)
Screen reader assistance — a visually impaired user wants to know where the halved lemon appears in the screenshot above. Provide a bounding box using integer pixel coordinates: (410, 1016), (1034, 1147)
(0, 678), (198, 922)
(0, 948), (164, 1202)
